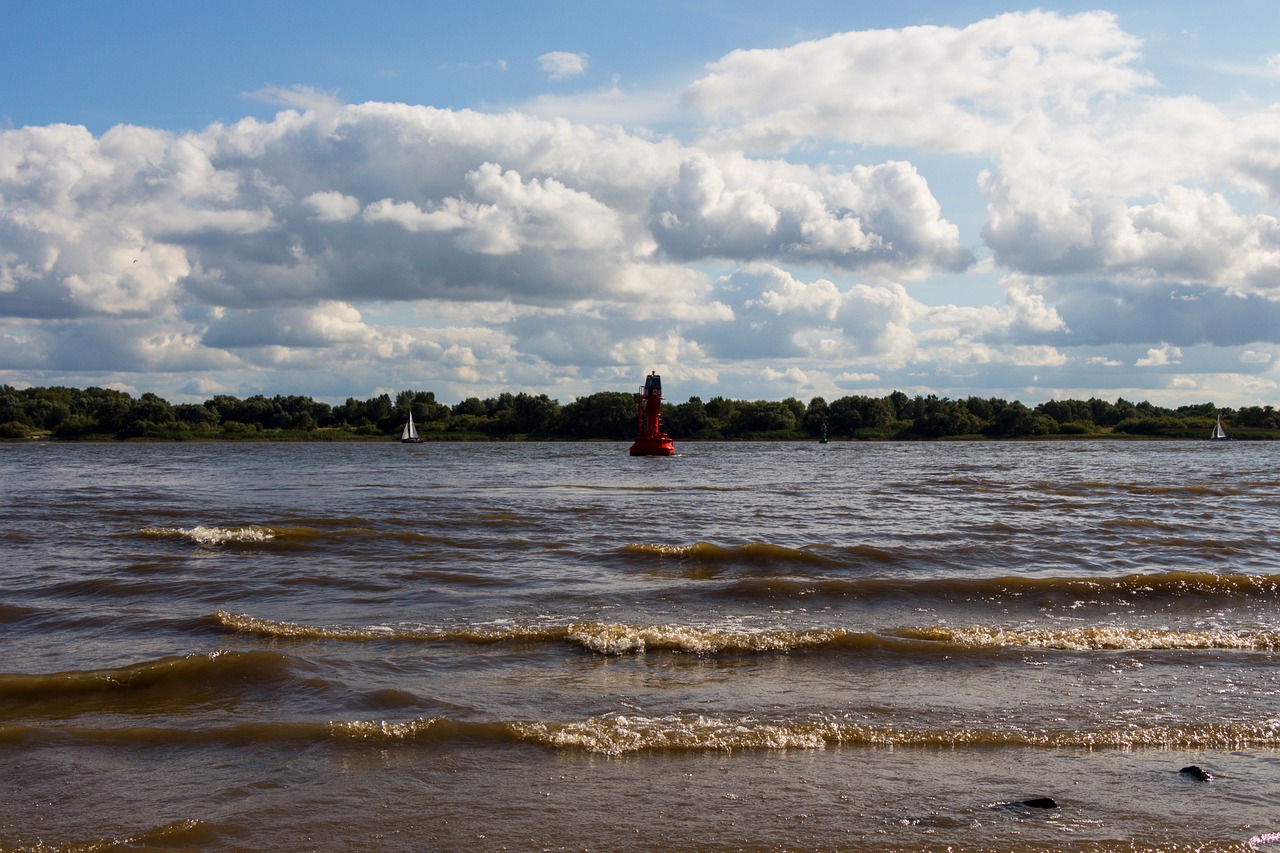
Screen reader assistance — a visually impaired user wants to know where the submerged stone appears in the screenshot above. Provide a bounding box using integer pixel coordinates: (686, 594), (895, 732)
(990, 796), (1059, 810)
(1016, 797), (1060, 809)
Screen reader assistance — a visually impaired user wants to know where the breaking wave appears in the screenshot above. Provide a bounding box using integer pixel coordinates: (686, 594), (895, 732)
(510, 714), (1280, 756)
(139, 525), (279, 546)
(8, 713), (1279, 756)
(211, 611), (1280, 656)
(900, 624), (1280, 651)
(212, 612), (920, 654)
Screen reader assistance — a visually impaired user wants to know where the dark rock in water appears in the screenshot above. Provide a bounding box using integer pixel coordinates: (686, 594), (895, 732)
(1016, 797), (1059, 809)
(990, 797), (1059, 810)
(1180, 765), (1214, 782)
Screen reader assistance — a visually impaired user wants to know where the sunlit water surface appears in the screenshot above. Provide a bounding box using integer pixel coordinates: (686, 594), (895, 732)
(2, 440), (1280, 851)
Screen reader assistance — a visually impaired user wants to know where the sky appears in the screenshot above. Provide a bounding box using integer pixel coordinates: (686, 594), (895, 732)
(4, 2), (1280, 408)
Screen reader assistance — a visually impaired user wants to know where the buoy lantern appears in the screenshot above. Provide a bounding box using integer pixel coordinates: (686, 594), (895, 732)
(629, 372), (675, 456)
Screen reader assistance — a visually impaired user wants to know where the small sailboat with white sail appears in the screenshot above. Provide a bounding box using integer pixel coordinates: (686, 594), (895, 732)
(1210, 415), (1229, 441)
(400, 411), (422, 443)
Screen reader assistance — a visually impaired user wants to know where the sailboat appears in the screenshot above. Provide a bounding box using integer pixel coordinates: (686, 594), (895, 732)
(400, 411), (422, 443)
(1210, 415), (1229, 441)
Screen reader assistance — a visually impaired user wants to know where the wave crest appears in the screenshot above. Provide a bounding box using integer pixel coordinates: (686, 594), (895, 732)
(213, 611), (1280, 656)
(213, 612), (871, 655)
(7, 713), (1279, 755)
(900, 624), (1280, 651)
(622, 541), (833, 567)
(140, 525), (277, 546)
(565, 622), (846, 655)
(0, 649), (292, 711)
(212, 611), (567, 643)
(512, 714), (1280, 756)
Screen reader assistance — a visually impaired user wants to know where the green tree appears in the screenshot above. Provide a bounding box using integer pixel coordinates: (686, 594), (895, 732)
(1037, 398), (1092, 426)
(888, 390), (912, 421)
(825, 397), (863, 437)
(1114, 416), (1187, 436)
(803, 397), (829, 435)
(964, 396), (997, 422)
(731, 400), (798, 435)
(1236, 406), (1279, 429)
(912, 395), (981, 437)
(987, 401), (1055, 436)
(366, 393), (394, 431)
(174, 399), (218, 425)
(510, 393), (560, 435)
(665, 396), (713, 437)
(53, 415), (97, 438)
(453, 397), (487, 417)
(130, 392), (175, 429)
(704, 396), (739, 432)
(0, 387), (32, 427)
(557, 392), (637, 439)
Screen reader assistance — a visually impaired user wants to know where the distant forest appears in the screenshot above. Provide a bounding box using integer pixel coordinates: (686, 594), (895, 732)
(2, 384), (1278, 441)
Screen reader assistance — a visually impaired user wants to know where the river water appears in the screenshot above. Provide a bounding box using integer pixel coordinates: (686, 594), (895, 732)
(2, 439), (1279, 851)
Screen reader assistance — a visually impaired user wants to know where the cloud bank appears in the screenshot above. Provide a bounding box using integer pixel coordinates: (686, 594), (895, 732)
(2, 11), (1279, 405)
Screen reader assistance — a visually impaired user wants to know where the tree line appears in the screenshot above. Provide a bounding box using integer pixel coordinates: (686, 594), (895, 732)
(2, 384), (1278, 441)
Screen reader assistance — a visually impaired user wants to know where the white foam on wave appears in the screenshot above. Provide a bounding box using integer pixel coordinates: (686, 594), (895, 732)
(566, 622), (839, 655)
(141, 525), (276, 546)
(903, 624), (1280, 651)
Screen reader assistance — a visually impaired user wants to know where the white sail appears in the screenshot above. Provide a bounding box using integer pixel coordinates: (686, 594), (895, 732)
(401, 412), (419, 441)
(1211, 416), (1227, 440)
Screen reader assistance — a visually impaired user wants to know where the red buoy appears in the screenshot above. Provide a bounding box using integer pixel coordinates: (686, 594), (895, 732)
(629, 372), (675, 456)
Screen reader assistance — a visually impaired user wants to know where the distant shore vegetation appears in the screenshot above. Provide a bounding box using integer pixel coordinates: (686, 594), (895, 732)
(2, 384), (1278, 442)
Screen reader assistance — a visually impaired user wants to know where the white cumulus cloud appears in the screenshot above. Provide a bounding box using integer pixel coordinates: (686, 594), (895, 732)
(1136, 344), (1183, 367)
(538, 51), (589, 81)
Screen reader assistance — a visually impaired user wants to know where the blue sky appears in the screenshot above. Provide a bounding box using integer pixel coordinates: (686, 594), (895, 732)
(4, 2), (1280, 407)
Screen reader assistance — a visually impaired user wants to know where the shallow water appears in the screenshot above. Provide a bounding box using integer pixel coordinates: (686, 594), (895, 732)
(2, 439), (1279, 851)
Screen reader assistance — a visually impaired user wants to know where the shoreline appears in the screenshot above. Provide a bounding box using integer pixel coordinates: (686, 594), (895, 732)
(4, 432), (1270, 443)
